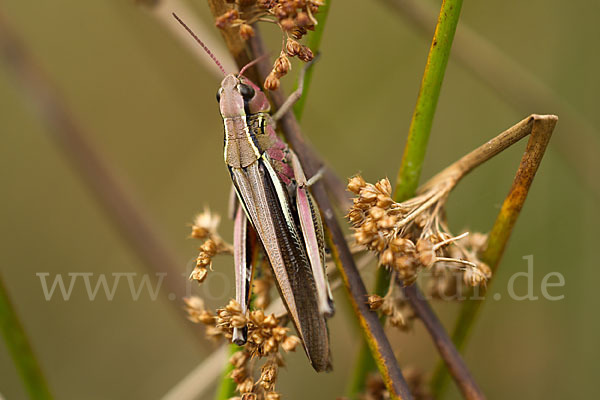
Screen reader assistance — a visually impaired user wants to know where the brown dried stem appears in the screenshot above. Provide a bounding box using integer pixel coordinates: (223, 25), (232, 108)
(0, 12), (198, 336)
(402, 284), (485, 400)
(420, 114), (553, 193)
(389, 115), (556, 400)
(430, 114), (557, 397)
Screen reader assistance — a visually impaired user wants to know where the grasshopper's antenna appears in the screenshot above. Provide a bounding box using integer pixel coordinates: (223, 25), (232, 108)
(238, 53), (270, 77)
(172, 13), (226, 76)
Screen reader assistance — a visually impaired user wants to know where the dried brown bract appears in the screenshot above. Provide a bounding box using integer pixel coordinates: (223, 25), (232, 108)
(189, 208), (234, 283)
(347, 174), (491, 287)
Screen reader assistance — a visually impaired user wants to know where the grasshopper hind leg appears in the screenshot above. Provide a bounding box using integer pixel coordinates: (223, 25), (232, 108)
(232, 204), (254, 345)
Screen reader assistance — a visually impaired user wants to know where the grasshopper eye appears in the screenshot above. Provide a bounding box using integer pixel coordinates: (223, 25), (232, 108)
(238, 84), (255, 100)
(216, 88), (222, 103)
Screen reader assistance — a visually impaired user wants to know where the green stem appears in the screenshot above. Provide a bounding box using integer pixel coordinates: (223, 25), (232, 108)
(0, 274), (53, 399)
(215, 344), (238, 400)
(293, 0), (331, 121)
(348, 0), (463, 396)
(394, 0), (464, 201)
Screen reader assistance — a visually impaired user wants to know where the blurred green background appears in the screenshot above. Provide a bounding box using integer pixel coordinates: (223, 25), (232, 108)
(1, 0), (598, 399)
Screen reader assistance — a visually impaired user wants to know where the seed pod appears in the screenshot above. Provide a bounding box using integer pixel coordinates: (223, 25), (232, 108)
(375, 178), (392, 195)
(376, 193), (394, 208)
(280, 17), (295, 31)
(263, 314), (278, 328)
(380, 249), (394, 267)
(264, 72), (280, 91)
(226, 299), (242, 313)
(229, 351), (249, 369)
(240, 24), (255, 40)
(231, 314), (247, 329)
(273, 53), (291, 75)
(291, 27), (307, 39)
(190, 225), (208, 239)
(250, 309), (265, 325)
(265, 392), (281, 400)
(230, 367), (247, 383)
(298, 45), (314, 62)
(285, 38), (301, 56)
(295, 11), (310, 27)
(282, 335), (301, 352)
(190, 267), (208, 282)
(369, 206), (386, 221)
(367, 294), (384, 310)
(201, 239), (217, 256)
(198, 310), (215, 324)
(347, 175), (367, 194)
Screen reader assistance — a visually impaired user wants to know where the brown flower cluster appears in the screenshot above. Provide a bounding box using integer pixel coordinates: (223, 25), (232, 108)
(189, 208), (233, 283)
(427, 232), (489, 300)
(367, 293), (414, 331)
(347, 175), (491, 287)
(214, 0), (323, 90)
(185, 297), (300, 399)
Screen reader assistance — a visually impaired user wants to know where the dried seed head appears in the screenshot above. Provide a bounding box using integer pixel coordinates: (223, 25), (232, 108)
(230, 350), (249, 369)
(280, 17), (295, 31)
(389, 310), (408, 329)
(416, 238), (436, 268)
(380, 249), (394, 267)
(190, 266), (208, 282)
(215, 9), (239, 29)
(347, 208), (365, 226)
(375, 178), (392, 196)
(231, 314), (247, 329)
(238, 378), (254, 394)
(273, 53), (291, 75)
(200, 239), (218, 256)
(263, 314), (278, 328)
(298, 45), (314, 62)
(226, 299), (243, 313)
(265, 392), (281, 400)
(250, 309), (265, 325)
(239, 24), (255, 40)
(367, 294), (384, 310)
(231, 367), (247, 383)
(261, 362), (278, 383)
(368, 206), (386, 221)
(281, 335), (301, 352)
(376, 194), (394, 208)
(291, 27), (307, 39)
(264, 72), (280, 91)
(348, 175), (367, 194)
(380, 298), (394, 316)
(295, 11), (310, 27)
(285, 38), (301, 56)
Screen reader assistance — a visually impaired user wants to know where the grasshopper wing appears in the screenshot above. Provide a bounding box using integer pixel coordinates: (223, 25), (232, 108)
(229, 157), (332, 372)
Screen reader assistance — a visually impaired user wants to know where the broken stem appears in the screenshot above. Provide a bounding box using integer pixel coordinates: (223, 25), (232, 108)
(430, 114), (557, 397)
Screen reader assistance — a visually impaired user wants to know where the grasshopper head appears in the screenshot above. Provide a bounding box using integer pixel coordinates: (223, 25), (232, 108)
(218, 74), (270, 118)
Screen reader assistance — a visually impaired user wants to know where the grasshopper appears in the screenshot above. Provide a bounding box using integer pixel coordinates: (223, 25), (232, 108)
(173, 14), (334, 371)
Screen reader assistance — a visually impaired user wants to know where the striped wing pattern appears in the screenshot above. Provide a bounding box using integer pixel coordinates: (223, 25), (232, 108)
(229, 156), (332, 372)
